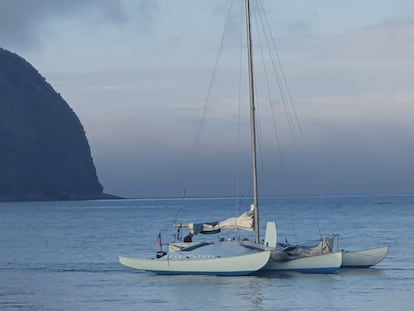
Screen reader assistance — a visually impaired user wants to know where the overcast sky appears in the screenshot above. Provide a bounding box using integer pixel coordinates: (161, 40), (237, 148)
(1, 0), (414, 198)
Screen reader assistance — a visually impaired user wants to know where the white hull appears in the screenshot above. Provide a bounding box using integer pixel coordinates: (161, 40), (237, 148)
(262, 251), (342, 274)
(341, 246), (389, 268)
(119, 241), (271, 276)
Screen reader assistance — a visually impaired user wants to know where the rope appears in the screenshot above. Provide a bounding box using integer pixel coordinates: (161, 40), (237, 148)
(235, 0), (244, 215)
(255, 0), (327, 231)
(256, 0), (305, 143)
(191, 0), (236, 156)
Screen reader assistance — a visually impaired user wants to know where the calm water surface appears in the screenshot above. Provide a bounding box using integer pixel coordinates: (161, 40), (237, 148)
(1, 195), (413, 310)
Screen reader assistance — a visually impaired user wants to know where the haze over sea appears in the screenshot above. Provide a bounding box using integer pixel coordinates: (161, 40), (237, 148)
(1, 194), (413, 310)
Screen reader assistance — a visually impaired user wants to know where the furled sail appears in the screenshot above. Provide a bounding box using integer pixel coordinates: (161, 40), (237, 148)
(175, 204), (255, 234)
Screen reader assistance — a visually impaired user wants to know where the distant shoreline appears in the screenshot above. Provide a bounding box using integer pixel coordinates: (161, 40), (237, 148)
(0, 192), (123, 203)
(119, 192), (414, 201)
(2, 192), (414, 203)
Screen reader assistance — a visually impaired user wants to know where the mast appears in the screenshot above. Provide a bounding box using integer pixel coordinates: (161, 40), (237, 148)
(245, 0), (260, 244)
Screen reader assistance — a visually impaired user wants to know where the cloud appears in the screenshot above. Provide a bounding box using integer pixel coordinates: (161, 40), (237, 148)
(76, 74), (414, 197)
(46, 45), (414, 197)
(134, 0), (158, 25)
(291, 91), (414, 192)
(312, 19), (414, 63)
(299, 91), (414, 145)
(0, 0), (157, 48)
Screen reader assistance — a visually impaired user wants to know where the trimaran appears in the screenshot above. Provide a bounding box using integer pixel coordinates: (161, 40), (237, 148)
(119, 0), (387, 275)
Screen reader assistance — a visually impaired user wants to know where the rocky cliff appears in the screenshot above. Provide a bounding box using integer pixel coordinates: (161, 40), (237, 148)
(0, 47), (107, 201)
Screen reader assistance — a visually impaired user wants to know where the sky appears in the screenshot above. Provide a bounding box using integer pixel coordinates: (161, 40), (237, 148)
(1, 0), (414, 198)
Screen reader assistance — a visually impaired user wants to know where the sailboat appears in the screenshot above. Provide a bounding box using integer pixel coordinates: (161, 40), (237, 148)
(119, 0), (342, 275)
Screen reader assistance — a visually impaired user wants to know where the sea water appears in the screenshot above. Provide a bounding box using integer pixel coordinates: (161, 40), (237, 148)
(0, 195), (413, 310)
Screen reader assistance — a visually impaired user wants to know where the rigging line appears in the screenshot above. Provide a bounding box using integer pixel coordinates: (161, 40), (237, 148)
(255, 0), (300, 238)
(174, 189), (187, 225)
(254, 2), (299, 154)
(253, 0), (293, 196)
(258, 0), (328, 222)
(253, 1), (297, 238)
(255, 0), (308, 193)
(250, 2), (267, 193)
(254, 0), (299, 151)
(317, 223), (323, 239)
(257, 0), (322, 189)
(235, 0), (244, 215)
(190, 0), (235, 156)
(257, 0), (305, 143)
(255, 5), (290, 198)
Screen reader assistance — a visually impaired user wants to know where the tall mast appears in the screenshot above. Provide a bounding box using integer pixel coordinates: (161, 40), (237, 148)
(245, 0), (259, 244)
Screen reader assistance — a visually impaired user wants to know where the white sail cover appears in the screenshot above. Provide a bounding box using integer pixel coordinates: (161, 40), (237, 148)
(175, 204), (255, 234)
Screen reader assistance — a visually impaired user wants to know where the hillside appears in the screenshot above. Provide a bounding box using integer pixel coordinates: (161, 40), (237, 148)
(0, 47), (109, 201)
